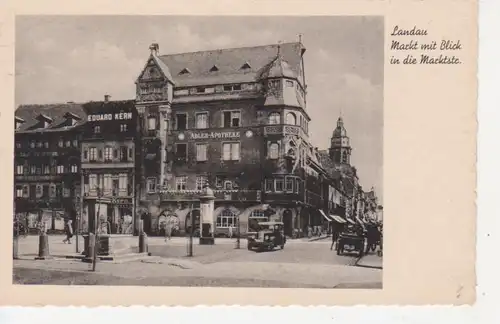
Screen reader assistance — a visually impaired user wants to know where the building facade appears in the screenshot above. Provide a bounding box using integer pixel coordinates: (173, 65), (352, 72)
(79, 98), (139, 235)
(14, 103), (86, 233)
(135, 42), (333, 237)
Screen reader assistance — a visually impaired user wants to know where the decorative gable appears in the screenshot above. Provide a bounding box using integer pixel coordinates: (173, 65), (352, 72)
(139, 59), (163, 81)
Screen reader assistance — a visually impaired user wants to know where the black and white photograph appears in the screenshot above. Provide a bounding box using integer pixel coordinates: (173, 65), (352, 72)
(12, 15), (384, 289)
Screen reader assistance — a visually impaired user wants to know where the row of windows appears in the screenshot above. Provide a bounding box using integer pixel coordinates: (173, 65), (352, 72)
(15, 164), (78, 175)
(85, 174), (130, 194)
(216, 210), (267, 229)
(15, 184), (73, 199)
(175, 142), (240, 162)
(173, 83), (256, 97)
(16, 139), (78, 150)
(83, 146), (134, 162)
(146, 175), (239, 193)
(265, 177), (302, 194)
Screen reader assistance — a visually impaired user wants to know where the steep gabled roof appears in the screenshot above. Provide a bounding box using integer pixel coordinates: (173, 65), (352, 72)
(158, 42), (304, 87)
(15, 102), (88, 133)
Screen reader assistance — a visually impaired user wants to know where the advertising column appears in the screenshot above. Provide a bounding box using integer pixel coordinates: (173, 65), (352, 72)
(199, 186), (215, 245)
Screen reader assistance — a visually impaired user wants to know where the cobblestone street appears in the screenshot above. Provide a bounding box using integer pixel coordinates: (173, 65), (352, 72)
(13, 234), (382, 288)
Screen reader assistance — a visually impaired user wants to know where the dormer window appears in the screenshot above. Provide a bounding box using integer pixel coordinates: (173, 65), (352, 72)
(240, 62), (251, 70)
(35, 113), (53, 129)
(179, 68), (191, 75)
(64, 112), (81, 127)
(209, 65), (219, 72)
(15, 117), (25, 130)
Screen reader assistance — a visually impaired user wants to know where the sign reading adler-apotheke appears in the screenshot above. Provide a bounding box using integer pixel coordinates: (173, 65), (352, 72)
(189, 131), (241, 140)
(87, 112), (133, 122)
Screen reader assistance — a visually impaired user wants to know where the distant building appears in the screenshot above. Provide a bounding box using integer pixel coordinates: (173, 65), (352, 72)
(14, 103), (85, 233)
(135, 42), (330, 237)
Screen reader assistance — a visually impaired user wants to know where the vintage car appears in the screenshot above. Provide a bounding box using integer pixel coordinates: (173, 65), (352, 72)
(336, 226), (366, 257)
(247, 221), (286, 251)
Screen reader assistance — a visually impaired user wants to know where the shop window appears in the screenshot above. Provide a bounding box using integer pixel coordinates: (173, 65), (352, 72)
(268, 112), (280, 125)
(217, 209), (236, 228)
(222, 142), (240, 161)
(286, 112), (297, 125)
(196, 112), (208, 129)
(175, 143), (187, 161)
(196, 144), (207, 162)
(175, 176), (187, 190)
(268, 142), (279, 159)
(176, 113), (187, 130)
(222, 111), (240, 128)
(196, 176), (207, 190)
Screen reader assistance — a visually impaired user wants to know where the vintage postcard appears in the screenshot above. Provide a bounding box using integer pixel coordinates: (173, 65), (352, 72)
(0, 0), (476, 306)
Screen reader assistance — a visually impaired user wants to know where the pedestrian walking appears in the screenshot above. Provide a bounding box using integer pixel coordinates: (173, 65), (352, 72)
(330, 228), (336, 250)
(63, 219), (73, 244)
(228, 225), (234, 239)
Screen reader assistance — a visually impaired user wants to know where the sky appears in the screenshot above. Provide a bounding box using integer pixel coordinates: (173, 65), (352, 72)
(15, 16), (384, 203)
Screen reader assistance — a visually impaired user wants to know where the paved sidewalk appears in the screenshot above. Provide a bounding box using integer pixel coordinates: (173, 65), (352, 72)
(356, 254), (383, 269)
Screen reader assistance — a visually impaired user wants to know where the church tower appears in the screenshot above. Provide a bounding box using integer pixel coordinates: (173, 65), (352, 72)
(329, 116), (352, 165)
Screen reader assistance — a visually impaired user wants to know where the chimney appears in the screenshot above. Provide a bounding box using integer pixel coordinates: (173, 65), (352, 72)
(104, 94), (111, 102)
(149, 43), (159, 56)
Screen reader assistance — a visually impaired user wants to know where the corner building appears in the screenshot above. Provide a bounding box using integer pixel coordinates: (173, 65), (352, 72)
(136, 42), (326, 237)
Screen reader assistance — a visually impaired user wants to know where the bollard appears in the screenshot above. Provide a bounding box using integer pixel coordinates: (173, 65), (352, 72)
(35, 233), (51, 260)
(83, 233), (96, 263)
(139, 232), (148, 253)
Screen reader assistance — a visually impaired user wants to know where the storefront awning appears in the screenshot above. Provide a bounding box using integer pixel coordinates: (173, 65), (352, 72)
(319, 209), (331, 222)
(330, 214), (347, 223)
(346, 218), (356, 225)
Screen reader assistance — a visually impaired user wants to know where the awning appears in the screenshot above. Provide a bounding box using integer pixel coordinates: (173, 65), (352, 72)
(346, 218), (356, 225)
(330, 214), (347, 223)
(319, 209), (331, 222)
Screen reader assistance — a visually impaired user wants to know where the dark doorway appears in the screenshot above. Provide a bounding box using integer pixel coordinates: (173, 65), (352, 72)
(283, 209), (293, 237)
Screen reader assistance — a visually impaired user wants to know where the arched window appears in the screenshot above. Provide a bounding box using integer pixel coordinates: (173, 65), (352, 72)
(286, 112), (296, 125)
(268, 143), (279, 159)
(268, 112), (281, 125)
(217, 209), (236, 228)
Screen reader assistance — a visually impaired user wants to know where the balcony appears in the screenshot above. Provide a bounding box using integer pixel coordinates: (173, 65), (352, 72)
(156, 189), (261, 202)
(263, 124), (307, 139)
